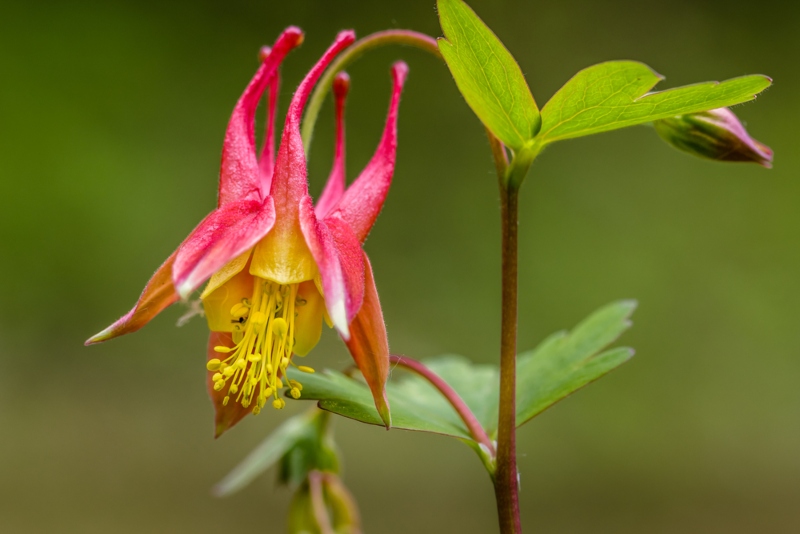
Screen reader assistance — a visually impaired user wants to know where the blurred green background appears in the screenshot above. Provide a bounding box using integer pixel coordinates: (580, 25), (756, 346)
(1, 0), (797, 532)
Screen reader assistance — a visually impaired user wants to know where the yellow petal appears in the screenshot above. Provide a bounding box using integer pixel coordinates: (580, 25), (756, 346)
(293, 280), (324, 356)
(250, 219), (317, 284)
(200, 250), (251, 299)
(202, 261), (254, 332)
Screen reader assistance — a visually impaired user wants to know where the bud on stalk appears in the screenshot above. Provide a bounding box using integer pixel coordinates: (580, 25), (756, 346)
(654, 107), (773, 168)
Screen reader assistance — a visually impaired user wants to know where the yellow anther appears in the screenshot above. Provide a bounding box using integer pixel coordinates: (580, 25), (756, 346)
(232, 329), (244, 344)
(251, 311), (267, 328)
(203, 279), (306, 411)
(272, 317), (288, 338)
(252, 405), (261, 415)
(230, 302), (249, 318)
(297, 366), (315, 373)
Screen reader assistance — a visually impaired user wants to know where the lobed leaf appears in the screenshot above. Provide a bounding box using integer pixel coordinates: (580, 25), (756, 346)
(515, 300), (637, 428)
(288, 301), (637, 444)
(421, 356), (499, 432)
(538, 61), (771, 143)
(437, 0), (540, 150)
(291, 363), (475, 440)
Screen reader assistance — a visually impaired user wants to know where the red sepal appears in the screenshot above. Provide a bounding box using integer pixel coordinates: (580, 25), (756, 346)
(343, 253), (391, 428)
(85, 251), (179, 345)
(173, 198), (276, 298)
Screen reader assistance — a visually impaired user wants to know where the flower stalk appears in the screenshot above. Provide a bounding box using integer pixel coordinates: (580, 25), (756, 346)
(302, 30), (441, 151)
(389, 355), (495, 459)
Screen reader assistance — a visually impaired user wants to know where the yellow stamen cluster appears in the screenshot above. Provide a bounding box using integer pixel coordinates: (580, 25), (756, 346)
(206, 278), (316, 414)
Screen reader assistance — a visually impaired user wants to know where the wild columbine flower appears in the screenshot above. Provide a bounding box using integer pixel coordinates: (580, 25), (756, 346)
(654, 107), (773, 168)
(86, 27), (408, 435)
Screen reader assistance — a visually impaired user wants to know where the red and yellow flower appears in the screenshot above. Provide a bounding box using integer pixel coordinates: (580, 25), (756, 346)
(86, 27), (408, 435)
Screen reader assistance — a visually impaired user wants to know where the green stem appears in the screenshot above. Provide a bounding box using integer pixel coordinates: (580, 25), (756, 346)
(301, 29), (441, 153)
(487, 129), (523, 533)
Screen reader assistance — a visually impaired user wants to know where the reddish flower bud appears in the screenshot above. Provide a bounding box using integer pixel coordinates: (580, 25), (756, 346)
(654, 107), (773, 168)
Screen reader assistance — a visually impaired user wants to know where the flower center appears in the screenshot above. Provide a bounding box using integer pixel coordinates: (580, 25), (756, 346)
(205, 277), (315, 413)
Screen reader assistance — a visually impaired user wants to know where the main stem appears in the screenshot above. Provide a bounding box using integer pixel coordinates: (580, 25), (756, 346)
(495, 182), (521, 533)
(491, 128), (522, 533)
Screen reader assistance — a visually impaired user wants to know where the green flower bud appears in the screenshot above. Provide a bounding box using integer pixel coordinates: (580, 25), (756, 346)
(654, 107), (773, 168)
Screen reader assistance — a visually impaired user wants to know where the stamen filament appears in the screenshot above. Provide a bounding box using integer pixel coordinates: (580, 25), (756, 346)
(208, 277), (309, 413)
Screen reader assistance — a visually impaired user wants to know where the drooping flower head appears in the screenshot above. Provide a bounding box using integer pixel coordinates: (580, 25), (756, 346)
(86, 27), (409, 436)
(654, 107), (773, 168)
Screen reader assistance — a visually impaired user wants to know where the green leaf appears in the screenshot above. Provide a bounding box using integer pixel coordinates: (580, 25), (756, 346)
(437, 0), (540, 150)
(537, 61), (771, 144)
(515, 300), (637, 427)
(289, 301), (636, 443)
(289, 363), (478, 440)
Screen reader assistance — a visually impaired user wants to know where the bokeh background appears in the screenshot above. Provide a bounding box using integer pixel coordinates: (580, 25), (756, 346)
(2, 0), (798, 532)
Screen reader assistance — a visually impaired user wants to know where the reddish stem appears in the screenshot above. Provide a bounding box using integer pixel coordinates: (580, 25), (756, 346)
(495, 183), (521, 533)
(308, 471), (335, 534)
(486, 128), (522, 533)
(389, 355), (495, 457)
(301, 29), (441, 152)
